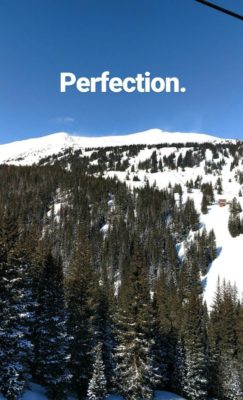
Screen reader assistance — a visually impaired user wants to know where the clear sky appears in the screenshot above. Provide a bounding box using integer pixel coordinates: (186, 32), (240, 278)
(0, 0), (242, 143)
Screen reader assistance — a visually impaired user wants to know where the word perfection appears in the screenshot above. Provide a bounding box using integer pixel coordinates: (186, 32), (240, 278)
(60, 71), (186, 94)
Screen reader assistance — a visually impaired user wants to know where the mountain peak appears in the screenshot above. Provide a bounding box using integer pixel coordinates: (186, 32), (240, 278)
(0, 129), (229, 166)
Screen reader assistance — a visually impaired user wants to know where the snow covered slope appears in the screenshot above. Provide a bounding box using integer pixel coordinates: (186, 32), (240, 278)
(201, 203), (243, 305)
(0, 129), (242, 307)
(102, 143), (243, 307)
(0, 133), (80, 166)
(0, 129), (225, 166)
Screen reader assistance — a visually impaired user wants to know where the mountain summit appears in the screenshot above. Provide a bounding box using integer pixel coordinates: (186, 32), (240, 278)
(0, 129), (225, 166)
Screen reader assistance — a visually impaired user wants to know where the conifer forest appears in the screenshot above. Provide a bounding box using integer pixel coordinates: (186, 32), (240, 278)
(0, 139), (242, 400)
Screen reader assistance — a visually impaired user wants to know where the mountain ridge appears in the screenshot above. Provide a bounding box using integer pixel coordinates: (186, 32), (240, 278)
(0, 129), (234, 166)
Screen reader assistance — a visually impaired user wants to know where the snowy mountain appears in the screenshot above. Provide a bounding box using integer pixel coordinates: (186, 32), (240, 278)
(0, 129), (228, 166)
(0, 129), (242, 307)
(0, 129), (242, 400)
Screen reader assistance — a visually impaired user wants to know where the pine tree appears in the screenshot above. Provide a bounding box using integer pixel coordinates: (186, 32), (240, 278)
(153, 270), (179, 390)
(172, 338), (187, 395)
(208, 229), (217, 262)
(201, 193), (208, 214)
(216, 177), (223, 194)
(0, 217), (33, 400)
(230, 197), (242, 215)
(94, 265), (115, 390)
(158, 158), (163, 172)
(228, 197), (243, 237)
(182, 289), (208, 400)
(201, 182), (214, 203)
(208, 280), (242, 399)
(87, 343), (107, 400)
(33, 252), (70, 399)
(66, 225), (98, 398)
(113, 242), (156, 400)
(220, 357), (242, 400)
(0, 253), (33, 399)
(151, 151), (158, 173)
(183, 198), (199, 232)
(196, 229), (208, 275)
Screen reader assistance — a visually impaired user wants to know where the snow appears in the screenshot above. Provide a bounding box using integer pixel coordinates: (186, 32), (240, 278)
(201, 203), (243, 307)
(22, 384), (47, 400)
(205, 148), (213, 162)
(0, 129), (227, 166)
(0, 388), (186, 400)
(100, 223), (109, 233)
(0, 133), (78, 166)
(46, 202), (61, 219)
(155, 391), (186, 400)
(0, 383), (48, 400)
(106, 391), (186, 400)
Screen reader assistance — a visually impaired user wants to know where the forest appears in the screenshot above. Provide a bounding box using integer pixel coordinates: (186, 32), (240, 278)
(0, 154), (242, 400)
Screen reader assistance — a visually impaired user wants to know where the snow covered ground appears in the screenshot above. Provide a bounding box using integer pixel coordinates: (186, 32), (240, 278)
(21, 384), (47, 400)
(0, 384), (46, 400)
(107, 393), (185, 400)
(201, 203), (243, 305)
(0, 386), (186, 400)
(154, 391), (186, 400)
(0, 383), (76, 400)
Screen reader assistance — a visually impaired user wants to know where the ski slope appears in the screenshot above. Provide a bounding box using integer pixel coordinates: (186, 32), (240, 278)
(201, 203), (243, 305)
(104, 146), (243, 307)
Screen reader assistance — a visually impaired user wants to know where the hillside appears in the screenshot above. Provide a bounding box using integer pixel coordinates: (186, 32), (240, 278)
(1, 130), (241, 306)
(0, 130), (242, 400)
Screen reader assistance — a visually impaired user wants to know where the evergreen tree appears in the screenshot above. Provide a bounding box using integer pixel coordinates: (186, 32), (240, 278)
(201, 193), (208, 214)
(33, 252), (70, 399)
(113, 242), (156, 400)
(228, 213), (241, 237)
(220, 357), (242, 400)
(215, 177), (223, 194)
(208, 280), (242, 399)
(208, 229), (217, 262)
(183, 198), (199, 232)
(182, 289), (208, 400)
(151, 151), (158, 173)
(230, 197), (242, 215)
(158, 158), (163, 172)
(94, 266), (115, 390)
(228, 197), (243, 237)
(172, 338), (187, 395)
(66, 225), (98, 398)
(87, 343), (107, 400)
(0, 217), (33, 400)
(201, 182), (214, 203)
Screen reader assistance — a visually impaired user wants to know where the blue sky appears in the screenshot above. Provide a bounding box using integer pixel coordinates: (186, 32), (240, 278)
(0, 0), (242, 143)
